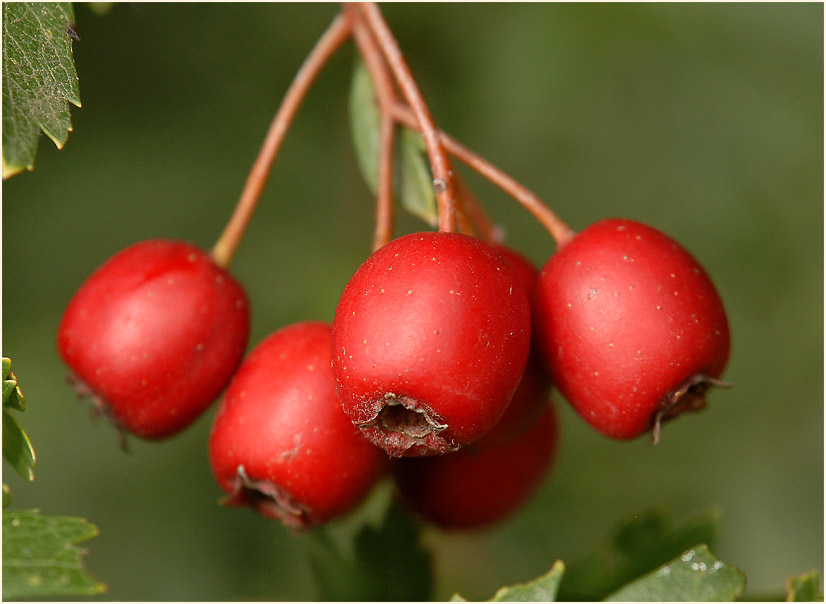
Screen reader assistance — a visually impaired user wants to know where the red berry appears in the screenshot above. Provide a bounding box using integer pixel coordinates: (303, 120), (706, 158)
(331, 232), (531, 457)
(208, 321), (389, 529)
(393, 374), (558, 530)
(57, 239), (250, 440)
(490, 244), (553, 440)
(533, 218), (731, 441)
(494, 245), (540, 301)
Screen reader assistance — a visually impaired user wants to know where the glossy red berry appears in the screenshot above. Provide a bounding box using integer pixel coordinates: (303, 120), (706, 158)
(495, 245), (540, 301)
(208, 321), (389, 529)
(331, 232), (531, 457)
(533, 218), (731, 441)
(393, 362), (557, 530)
(57, 239), (250, 440)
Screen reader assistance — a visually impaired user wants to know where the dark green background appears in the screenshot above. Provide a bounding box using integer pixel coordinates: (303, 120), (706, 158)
(3, 3), (823, 600)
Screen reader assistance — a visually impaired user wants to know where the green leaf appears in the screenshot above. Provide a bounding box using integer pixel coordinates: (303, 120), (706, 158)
(786, 570), (822, 602)
(395, 126), (438, 227)
(2, 509), (106, 599)
(306, 499), (433, 601)
(452, 561), (566, 602)
(3, 409), (36, 481)
(558, 505), (720, 601)
(3, 357), (26, 411)
(604, 544), (746, 602)
(2, 358), (35, 481)
(348, 58), (438, 228)
(2, 2), (81, 179)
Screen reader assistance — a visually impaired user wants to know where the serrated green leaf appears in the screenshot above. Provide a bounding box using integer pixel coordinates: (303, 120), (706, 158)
(2, 509), (106, 599)
(2, 2), (81, 179)
(786, 570), (822, 602)
(452, 560), (566, 602)
(604, 544), (745, 602)
(306, 499), (432, 601)
(348, 58), (437, 227)
(559, 505), (720, 601)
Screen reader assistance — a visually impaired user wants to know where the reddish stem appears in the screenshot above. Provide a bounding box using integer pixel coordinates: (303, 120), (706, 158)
(210, 13), (353, 268)
(348, 5), (397, 251)
(389, 102), (575, 248)
(357, 2), (457, 234)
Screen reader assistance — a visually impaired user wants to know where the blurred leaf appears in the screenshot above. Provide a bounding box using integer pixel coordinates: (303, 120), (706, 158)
(87, 3), (115, 16)
(306, 499), (433, 601)
(2, 2), (81, 179)
(452, 560), (566, 602)
(2, 357), (35, 481)
(785, 570), (822, 602)
(3, 484), (11, 509)
(603, 544), (746, 602)
(348, 57), (381, 191)
(348, 57), (437, 227)
(558, 506), (720, 600)
(2, 509), (106, 599)
(3, 357), (25, 411)
(395, 126), (438, 227)
(3, 410), (36, 481)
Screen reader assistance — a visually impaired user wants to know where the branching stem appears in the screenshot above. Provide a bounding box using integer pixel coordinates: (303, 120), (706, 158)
(357, 2), (457, 234)
(348, 4), (397, 251)
(388, 102), (575, 248)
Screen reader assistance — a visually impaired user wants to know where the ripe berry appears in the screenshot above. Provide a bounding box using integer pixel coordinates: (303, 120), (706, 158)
(393, 362), (557, 530)
(331, 232), (531, 457)
(495, 245), (540, 301)
(57, 239), (250, 440)
(533, 218), (731, 441)
(208, 321), (389, 529)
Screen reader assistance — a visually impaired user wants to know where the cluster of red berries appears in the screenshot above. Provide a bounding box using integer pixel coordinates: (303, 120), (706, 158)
(57, 217), (730, 531)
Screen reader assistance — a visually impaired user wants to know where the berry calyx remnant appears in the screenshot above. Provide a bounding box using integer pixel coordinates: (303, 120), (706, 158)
(393, 384), (558, 530)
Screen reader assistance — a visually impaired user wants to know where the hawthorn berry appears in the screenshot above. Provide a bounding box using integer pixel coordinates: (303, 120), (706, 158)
(495, 245), (540, 301)
(208, 321), (389, 529)
(331, 232), (531, 457)
(533, 218), (731, 441)
(57, 239), (250, 440)
(393, 360), (557, 530)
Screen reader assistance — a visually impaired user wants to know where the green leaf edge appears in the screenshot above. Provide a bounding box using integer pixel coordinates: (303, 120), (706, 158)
(603, 544), (746, 602)
(1, 358), (35, 481)
(2, 509), (107, 599)
(2, 2), (82, 179)
(450, 560), (566, 602)
(785, 569), (822, 602)
(3, 408), (36, 481)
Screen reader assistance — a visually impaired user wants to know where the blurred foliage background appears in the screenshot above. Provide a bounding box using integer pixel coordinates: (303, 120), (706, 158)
(2, 3), (823, 600)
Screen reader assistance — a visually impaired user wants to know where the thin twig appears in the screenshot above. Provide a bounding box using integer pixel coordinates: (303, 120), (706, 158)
(210, 13), (353, 268)
(347, 5), (397, 250)
(357, 2), (457, 234)
(389, 102), (575, 248)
